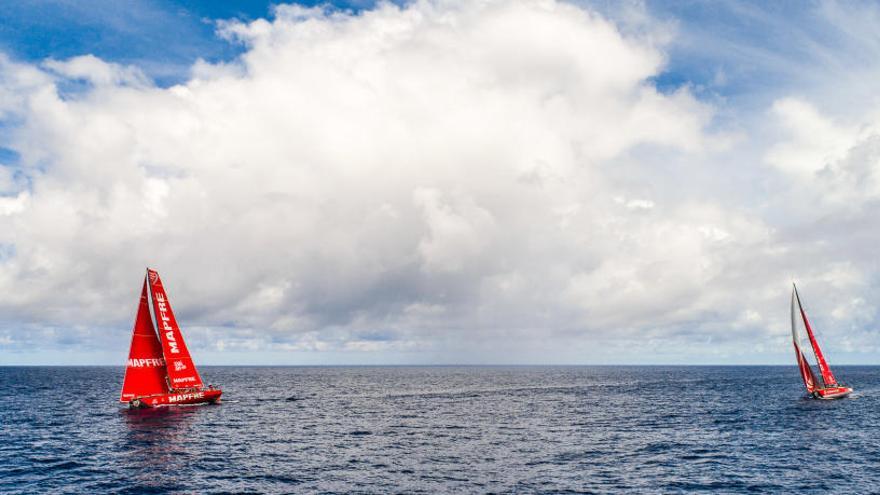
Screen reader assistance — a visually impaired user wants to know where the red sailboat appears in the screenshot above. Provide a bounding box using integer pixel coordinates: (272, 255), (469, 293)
(790, 284), (852, 400)
(120, 268), (222, 408)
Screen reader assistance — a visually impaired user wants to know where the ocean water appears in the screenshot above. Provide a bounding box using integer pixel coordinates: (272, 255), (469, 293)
(1, 366), (879, 494)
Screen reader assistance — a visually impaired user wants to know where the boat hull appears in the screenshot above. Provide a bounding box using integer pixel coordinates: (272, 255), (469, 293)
(813, 386), (853, 400)
(128, 389), (222, 408)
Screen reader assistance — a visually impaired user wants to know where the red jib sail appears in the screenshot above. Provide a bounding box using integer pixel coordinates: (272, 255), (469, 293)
(147, 268), (204, 390)
(793, 285), (838, 387)
(120, 280), (170, 402)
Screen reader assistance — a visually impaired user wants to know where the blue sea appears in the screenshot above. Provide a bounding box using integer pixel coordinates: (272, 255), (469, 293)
(1, 366), (879, 493)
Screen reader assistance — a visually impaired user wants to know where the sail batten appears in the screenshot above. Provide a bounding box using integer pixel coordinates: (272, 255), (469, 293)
(147, 268), (204, 390)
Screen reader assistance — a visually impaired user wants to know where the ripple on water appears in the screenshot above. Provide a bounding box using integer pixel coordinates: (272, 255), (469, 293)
(1, 366), (879, 494)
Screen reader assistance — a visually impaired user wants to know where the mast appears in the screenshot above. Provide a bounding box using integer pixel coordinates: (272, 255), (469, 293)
(793, 284), (837, 387)
(146, 268), (204, 390)
(120, 278), (171, 402)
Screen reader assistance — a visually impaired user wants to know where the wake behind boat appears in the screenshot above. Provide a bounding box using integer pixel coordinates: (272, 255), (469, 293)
(120, 268), (222, 408)
(791, 284), (852, 400)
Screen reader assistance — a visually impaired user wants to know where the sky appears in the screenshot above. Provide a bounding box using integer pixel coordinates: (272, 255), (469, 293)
(2, 0), (880, 365)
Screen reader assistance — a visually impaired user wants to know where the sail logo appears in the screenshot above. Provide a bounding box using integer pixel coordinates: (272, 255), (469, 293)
(174, 360), (187, 371)
(154, 292), (180, 354)
(127, 358), (165, 368)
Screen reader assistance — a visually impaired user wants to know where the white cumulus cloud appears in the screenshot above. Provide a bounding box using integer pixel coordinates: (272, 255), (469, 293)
(3, 0), (877, 364)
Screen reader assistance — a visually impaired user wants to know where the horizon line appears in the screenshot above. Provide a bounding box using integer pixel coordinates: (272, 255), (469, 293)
(3, 363), (869, 367)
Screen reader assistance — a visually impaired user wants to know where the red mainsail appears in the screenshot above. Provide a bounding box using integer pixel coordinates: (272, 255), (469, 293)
(120, 280), (170, 402)
(147, 268), (204, 390)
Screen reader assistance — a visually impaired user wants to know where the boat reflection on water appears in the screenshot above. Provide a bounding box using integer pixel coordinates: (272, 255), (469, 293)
(119, 406), (201, 489)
